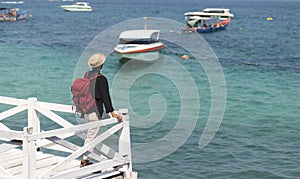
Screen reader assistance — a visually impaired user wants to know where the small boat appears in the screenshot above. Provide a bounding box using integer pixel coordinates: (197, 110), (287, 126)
(182, 17), (231, 33)
(60, 2), (92, 12)
(0, 7), (31, 22)
(114, 29), (165, 62)
(184, 8), (234, 27)
(1, 0), (24, 4)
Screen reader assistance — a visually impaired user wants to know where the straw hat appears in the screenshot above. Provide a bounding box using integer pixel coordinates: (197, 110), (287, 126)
(88, 53), (106, 68)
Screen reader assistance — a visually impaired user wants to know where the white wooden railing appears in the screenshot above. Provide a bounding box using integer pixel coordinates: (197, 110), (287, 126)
(0, 96), (137, 179)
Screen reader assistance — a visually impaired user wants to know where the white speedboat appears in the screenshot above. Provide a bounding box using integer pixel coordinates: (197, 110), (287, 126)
(185, 8), (234, 27)
(114, 30), (165, 62)
(60, 2), (92, 12)
(1, 1), (24, 4)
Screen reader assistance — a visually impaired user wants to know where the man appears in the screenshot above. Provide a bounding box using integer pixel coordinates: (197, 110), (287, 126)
(81, 53), (122, 167)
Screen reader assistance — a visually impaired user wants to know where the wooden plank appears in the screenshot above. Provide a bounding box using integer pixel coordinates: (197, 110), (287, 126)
(0, 122), (10, 131)
(46, 136), (80, 151)
(15, 160), (79, 179)
(0, 96), (27, 106)
(36, 158), (80, 176)
(0, 130), (23, 141)
(0, 143), (19, 154)
(28, 118), (117, 141)
(22, 127), (37, 179)
(48, 159), (124, 179)
(46, 136), (105, 162)
(34, 104), (74, 128)
(94, 143), (124, 161)
(36, 155), (74, 170)
(27, 98), (40, 135)
(36, 137), (75, 153)
(0, 124), (12, 141)
(36, 101), (75, 113)
(36, 131), (86, 152)
(41, 123), (124, 178)
(3, 151), (53, 169)
(0, 104), (27, 121)
(7, 154), (79, 176)
(79, 170), (121, 179)
(0, 165), (15, 179)
(0, 149), (23, 161)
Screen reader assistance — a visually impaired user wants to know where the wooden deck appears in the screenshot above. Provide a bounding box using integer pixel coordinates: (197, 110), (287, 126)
(0, 145), (79, 178)
(0, 96), (137, 179)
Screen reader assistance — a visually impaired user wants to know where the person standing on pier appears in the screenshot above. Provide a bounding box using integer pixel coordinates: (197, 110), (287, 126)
(80, 52), (122, 167)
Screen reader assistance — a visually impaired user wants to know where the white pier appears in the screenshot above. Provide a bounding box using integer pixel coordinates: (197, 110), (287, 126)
(0, 96), (137, 179)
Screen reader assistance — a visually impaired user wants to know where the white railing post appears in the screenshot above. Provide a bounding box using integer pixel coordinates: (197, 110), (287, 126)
(118, 109), (133, 177)
(22, 127), (36, 179)
(27, 98), (40, 135)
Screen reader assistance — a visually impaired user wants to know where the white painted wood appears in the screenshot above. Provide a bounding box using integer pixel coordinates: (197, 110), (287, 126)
(22, 127), (36, 179)
(0, 165), (15, 179)
(0, 130), (23, 141)
(0, 96), (136, 179)
(0, 143), (19, 154)
(48, 159), (124, 179)
(41, 123), (124, 178)
(0, 148), (23, 161)
(0, 122), (10, 131)
(0, 96), (27, 106)
(46, 136), (106, 162)
(0, 104), (27, 121)
(34, 103), (74, 128)
(36, 138), (75, 153)
(27, 98), (40, 135)
(119, 111), (133, 177)
(5, 149), (74, 176)
(34, 159), (80, 179)
(36, 101), (75, 113)
(95, 143), (124, 161)
(80, 170), (122, 179)
(3, 152), (53, 169)
(27, 118), (117, 141)
(7, 154), (79, 176)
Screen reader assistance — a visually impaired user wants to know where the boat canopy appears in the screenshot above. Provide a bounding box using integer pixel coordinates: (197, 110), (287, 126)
(119, 30), (160, 40)
(76, 2), (89, 5)
(202, 8), (230, 13)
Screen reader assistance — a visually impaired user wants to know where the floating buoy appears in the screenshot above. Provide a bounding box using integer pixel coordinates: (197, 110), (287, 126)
(240, 27), (244, 30)
(267, 17), (273, 21)
(180, 55), (190, 59)
(143, 17), (148, 20)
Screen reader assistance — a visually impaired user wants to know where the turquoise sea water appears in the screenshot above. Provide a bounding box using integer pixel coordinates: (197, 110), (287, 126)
(0, 0), (299, 178)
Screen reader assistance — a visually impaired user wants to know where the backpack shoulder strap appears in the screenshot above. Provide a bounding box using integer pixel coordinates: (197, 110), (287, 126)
(84, 71), (89, 78)
(89, 73), (102, 81)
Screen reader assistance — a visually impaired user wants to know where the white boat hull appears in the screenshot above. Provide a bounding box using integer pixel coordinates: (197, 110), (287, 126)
(60, 3), (92, 12)
(60, 6), (92, 12)
(114, 30), (165, 62)
(1, 1), (24, 4)
(117, 51), (162, 62)
(185, 8), (234, 22)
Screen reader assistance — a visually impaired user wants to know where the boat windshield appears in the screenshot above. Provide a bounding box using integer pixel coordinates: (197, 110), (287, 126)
(119, 38), (159, 44)
(203, 10), (226, 13)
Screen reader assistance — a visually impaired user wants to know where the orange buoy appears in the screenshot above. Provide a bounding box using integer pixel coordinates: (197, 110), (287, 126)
(180, 55), (190, 59)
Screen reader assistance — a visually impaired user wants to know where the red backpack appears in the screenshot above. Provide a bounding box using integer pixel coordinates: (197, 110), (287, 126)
(71, 72), (101, 115)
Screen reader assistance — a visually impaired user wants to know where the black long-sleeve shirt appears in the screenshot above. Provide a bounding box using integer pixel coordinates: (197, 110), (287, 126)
(95, 75), (114, 115)
(87, 70), (114, 118)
